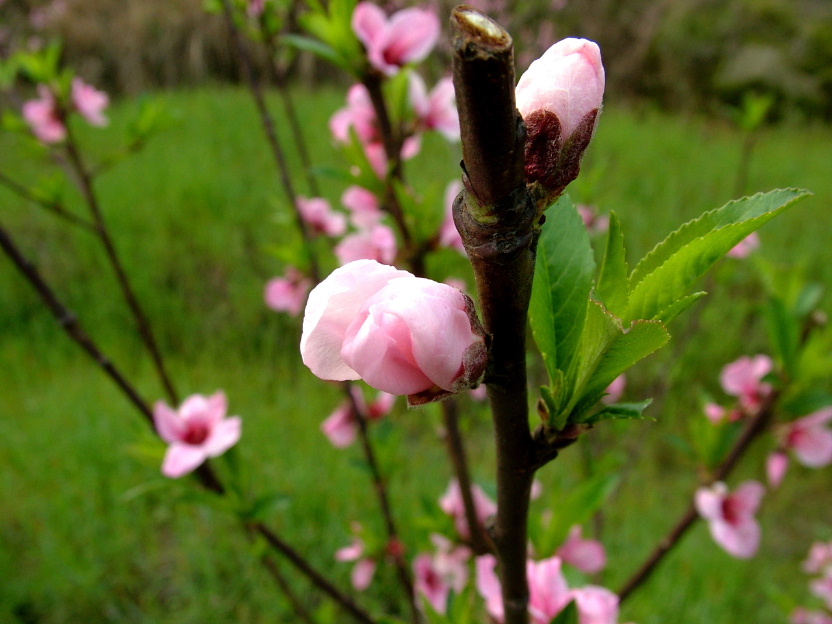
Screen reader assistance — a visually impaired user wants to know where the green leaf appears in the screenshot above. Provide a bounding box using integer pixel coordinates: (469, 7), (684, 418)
(626, 189), (810, 322)
(652, 291), (706, 324)
(530, 196), (596, 387)
(595, 212), (629, 316)
(550, 602), (579, 624)
(587, 399), (653, 424)
(570, 318), (669, 423)
(281, 33), (347, 70)
(240, 493), (291, 522)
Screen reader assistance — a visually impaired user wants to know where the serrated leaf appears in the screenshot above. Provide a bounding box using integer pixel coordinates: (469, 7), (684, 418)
(626, 189), (809, 322)
(652, 291), (706, 324)
(587, 399), (653, 424)
(530, 196), (596, 387)
(571, 319), (669, 423)
(630, 189), (808, 287)
(550, 602), (579, 624)
(595, 211), (629, 316)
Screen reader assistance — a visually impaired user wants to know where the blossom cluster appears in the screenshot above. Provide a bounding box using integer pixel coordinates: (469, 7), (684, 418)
(23, 78), (109, 144)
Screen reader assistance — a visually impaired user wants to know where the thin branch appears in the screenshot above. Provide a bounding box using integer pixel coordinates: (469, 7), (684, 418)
(440, 398), (494, 555)
(451, 8), (538, 624)
(616, 390), (779, 602)
(259, 553), (320, 624)
(346, 385), (420, 624)
(219, 0), (321, 283)
(0, 168), (97, 232)
(62, 127), (179, 405)
(0, 218), (377, 624)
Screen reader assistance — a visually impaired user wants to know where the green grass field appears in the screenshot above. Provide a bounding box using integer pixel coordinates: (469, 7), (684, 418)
(1, 86), (830, 623)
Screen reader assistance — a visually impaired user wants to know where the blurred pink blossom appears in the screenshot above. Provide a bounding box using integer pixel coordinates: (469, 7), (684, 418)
(71, 78), (109, 127)
(335, 223), (398, 266)
(778, 408), (832, 468)
(301, 260), (487, 399)
(571, 586), (621, 624)
(557, 525), (607, 574)
(410, 74), (460, 141)
(352, 2), (440, 76)
(791, 608), (832, 624)
(342, 185), (382, 229)
(727, 232), (761, 259)
(719, 354), (774, 413)
(22, 86), (66, 144)
(703, 402), (742, 425)
(438, 180), (465, 253)
(153, 391), (242, 478)
(331, 84), (378, 145)
(336, 534), (377, 591)
(440, 479), (496, 541)
(414, 537), (470, 615)
(297, 196), (347, 237)
(321, 387), (395, 448)
(247, 0), (265, 17)
(804, 541), (832, 575)
(264, 267), (312, 316)
(811, 573), (832, 610)
(695, 480), (764, 558)
(766, 451), (789, 488)
(578, 204), (610, 235)
(601, 374), (626, 405)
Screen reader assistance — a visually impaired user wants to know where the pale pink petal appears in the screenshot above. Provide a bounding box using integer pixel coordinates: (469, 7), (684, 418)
(153, 400), (184, 444)
(409, 72), (430, 118)
(202, 416), (242, 456)
(321, 402), (358, 448)
(336, 538), (365, 562)
(426, 77), (460, 140)
(570, 586), (619, 624)
(352, 558), (377, 591)
(694, 482), (728, 521)
(342, 186), (382, 229)
(528, 556), (571, 620)
(71, 78), (109, 126)
(766, 451), (789, 488)
(727, 232), (761, 259)
(803, 541), (832, 575)
(558, 526), (607, 574)
(786, 409), (832, 467)
(704, 402), (727, 424)
(300, 260), (412, 381)
(368, 392), (396, 419)
(22, 86), (66, 143)
(162, 444), (208, 478)
(265, 271), (311, 316)
(401, 135), (422, 160)
(439, 180), (465, 252)
(810, 573), (832, 607)
(601, 374), (626, 405)
(414, 553), (450, 615)
(475, 555), (504, 622)
(730, 480), (765, 515)
(352, 2), (387, 49)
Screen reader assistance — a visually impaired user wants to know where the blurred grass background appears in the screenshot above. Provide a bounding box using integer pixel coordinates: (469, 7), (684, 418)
(0, 85), (830, 622)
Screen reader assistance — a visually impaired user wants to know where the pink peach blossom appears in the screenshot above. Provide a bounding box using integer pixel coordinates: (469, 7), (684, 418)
(578, 204), (610, 235)
(516, 38), (605, 139)
(336, 535), (376, 591)
(342, 185), (382, 229)
(766, 451), (789, 488)
(71, 78), (108, 126)
(247, 0), (265, 17)
(811, 573), (832, 610)
(414, 539), (471, 617)
(695, 480), (764, 558)
(22, 86), (66, 143)
(558, 525), (607, 574)
(321, 387), (396, 448)
(804, 541), (832, 575)
(153, 392), (242, 478)
(410, 74), (460, 141)
(335, 223), (398, 266)
(571, 586), (621, 624)
(297, 196), (347, 237)
(778, 408), (832, 468)
(727, 232), (761, 259)
(440, 479), (496, 541)
(352, 2), (440, 76)
(264, 267), (312, 316)
(439, 180), (465, 253)
(791, 608), (832, 624)
(719, 354), (774, 413)
(703, 402), (743, 425)
(330, 84), (378, 145)
(601, 374), (626, 405)
(301, 260), (487, 399)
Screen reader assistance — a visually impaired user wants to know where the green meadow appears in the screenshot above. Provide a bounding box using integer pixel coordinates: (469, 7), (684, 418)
(1, 87), (830, 623)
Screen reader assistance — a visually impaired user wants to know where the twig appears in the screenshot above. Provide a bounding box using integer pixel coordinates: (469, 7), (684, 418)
(616, 390), (779, 602)
(345, 385), (420, 624)
(440, 399), (494, 555)
(62, 127), (179, 406)
(218, 0), (321, 283)
(0, 169), (97, 233)
(451, 8), (538, 624)
(259, 554), (320, 624)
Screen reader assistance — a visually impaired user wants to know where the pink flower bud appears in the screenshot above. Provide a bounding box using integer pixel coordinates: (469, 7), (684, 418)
(71, 78), (109, 127)
(264, 267), (312, 316)
(720, 354), (773, 414)
(22, 86), (66, 144)
(515, 38), (604, 200)
(301, 260), (487, 403)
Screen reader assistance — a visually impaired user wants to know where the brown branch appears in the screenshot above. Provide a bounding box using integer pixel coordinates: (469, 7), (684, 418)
(62, 129), (179, 406)
(0, 169), (97, 233)
(451, 8), (538, 624)
(616, 390), (779, 602)
(219, 0), (321, 283)
(259, 554), (320, 624)
(440, 398), (494, 555)
(345, 385), (420, 624)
